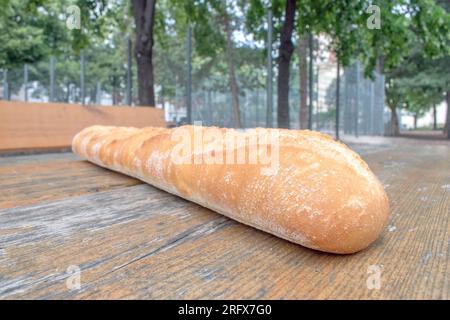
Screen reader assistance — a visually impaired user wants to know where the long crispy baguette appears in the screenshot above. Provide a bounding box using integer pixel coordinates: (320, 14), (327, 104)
(72, 125), (390, 254)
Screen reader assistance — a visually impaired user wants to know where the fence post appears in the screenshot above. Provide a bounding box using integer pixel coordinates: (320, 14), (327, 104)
(96, 82), (101, 104)
(49, 56), (55, 102)
(175, 76), (179, 125)
(186, 25), (192, 124)
(266, 9), (273, 128)
(308, 33), (314, 130)
(354, 60), (360, 137)
(256, 90), (260, 127)
(380, 73), (386, 135)
(3, 69), (9, 100)
(316, 65), (319, 130)
(80, 50), (85, 105)
(369, 79), (375, 135)
(24, 64), (28, 101)
(335, 61), (340, 140)
(207, 90), (213, 125)
(126, 36), (132, 106)
(345, 66), (351, 134)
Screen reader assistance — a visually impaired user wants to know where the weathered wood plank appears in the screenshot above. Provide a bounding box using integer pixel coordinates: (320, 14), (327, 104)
(0, 152), (80, 167)
(0, 140), (448, 299)
(0, 101), (165, 152)
(61, 145), (450, 299)
(0, 158), (142, 209)
(75, 144), (448, 299)
(0, 184), (229, 299)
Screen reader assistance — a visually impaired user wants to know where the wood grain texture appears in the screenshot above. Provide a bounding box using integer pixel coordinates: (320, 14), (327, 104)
(0, 156), (142, 209)
(0, 152), (81, 167)
(0, 138), (448, 299)
(0, 101), (165, 152)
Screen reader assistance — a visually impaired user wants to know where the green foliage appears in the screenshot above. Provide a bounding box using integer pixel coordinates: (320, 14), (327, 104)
(1, 0), (448, 118)
(384, 0), (450, 116)
(244, 0), (450, 75)
(0, 0), (130, 101)
(386, 48), (450, 116)
(0, 0), (48, 67)
(152, 0), (266, 106)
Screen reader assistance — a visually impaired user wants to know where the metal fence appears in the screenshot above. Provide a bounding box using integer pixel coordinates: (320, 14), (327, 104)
(1, 48), (135, 106)
(1, 13), (388, 137)
(181, 60), (386, 137)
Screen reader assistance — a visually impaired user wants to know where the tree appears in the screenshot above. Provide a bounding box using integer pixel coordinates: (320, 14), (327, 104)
(0, 0), (77, 97)
(358, 0), (450, 136)
(406, 58), (449, 134)
(0, 1), (49, 69)
(183, 0), (243, 127)
(245, 0), (449, 131)
(384, 42), (450, 135)
(132, 0), (157, 106)
(33, 1), (128, 104)
(245, 0), (368, 129)
(276, 0), (296, 128)
(221, 3), (241, 128)
(167, 0), (266, 127)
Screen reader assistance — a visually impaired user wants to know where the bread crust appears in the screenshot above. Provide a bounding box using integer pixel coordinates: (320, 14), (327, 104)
(72, 125), (390, 254)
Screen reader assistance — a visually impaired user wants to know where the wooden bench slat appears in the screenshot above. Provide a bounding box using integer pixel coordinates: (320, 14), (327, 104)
(0, 157), (142, 209)
(0, 184), (227, 299)
(0, 152), (81, 167)
(0, 141), (448, 299)
(0, 101), (166, 152)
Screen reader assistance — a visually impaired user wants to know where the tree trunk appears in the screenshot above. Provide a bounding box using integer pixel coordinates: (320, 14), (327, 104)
(446, 90), (450, 139)
(433, 104), (437, 130)
(132, 0), (156, 106)
(390, 107), (399, 136)
(112, 76), (117, 105)
(413, 114), (417, 130)
(298, 34), (308, 129)
(277, 0), (296, 129)
(223, 13), (241, 128)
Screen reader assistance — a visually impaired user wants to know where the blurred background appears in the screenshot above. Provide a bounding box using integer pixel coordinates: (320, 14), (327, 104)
(0, 0), (449, 139)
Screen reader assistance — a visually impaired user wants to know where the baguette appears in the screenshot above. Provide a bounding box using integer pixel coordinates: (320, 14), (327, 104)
(72, 125), (390, 254)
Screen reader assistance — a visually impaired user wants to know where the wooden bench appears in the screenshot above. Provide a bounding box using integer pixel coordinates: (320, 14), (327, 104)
(0, 101), (165, 152)
(0, 133), (448, 299)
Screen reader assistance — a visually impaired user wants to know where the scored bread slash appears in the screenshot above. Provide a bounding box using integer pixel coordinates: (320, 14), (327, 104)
(72, 125), (390, 254)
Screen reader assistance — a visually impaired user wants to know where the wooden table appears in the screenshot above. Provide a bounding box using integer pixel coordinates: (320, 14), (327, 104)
(0, 138), (449, 299)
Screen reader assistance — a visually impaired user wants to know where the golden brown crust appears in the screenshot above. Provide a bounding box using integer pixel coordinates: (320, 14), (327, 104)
(72, 125), (390, 254)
